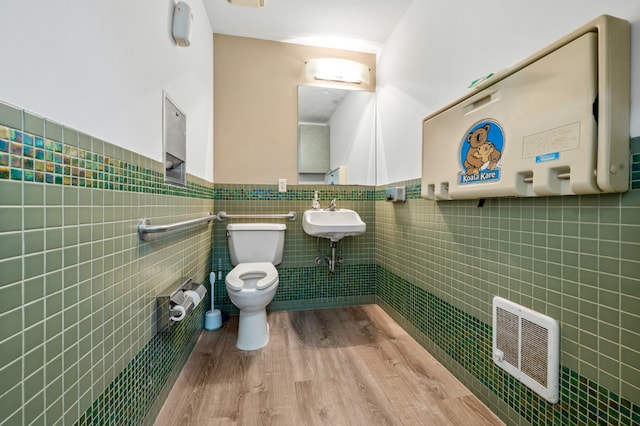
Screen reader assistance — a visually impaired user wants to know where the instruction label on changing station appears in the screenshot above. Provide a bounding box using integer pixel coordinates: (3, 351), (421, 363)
(522, 122), (580, 159)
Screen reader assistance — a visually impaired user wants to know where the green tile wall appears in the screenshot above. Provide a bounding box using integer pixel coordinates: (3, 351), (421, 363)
(0, 103), (214, 426)
(375, 139), (640, 426)
(3, 92), (638, 426)
(213, 264), (377, 314)
(74, 301), (206, 426)
(211, 184), (376, 313)
(377, 268), (639, 426)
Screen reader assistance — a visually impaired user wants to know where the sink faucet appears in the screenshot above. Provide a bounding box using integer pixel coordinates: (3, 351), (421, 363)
(326, 199), (338, 211)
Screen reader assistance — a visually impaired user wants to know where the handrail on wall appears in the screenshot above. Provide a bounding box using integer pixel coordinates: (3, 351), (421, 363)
(138, 212), (216, 241)
(215, 211), (297, 221)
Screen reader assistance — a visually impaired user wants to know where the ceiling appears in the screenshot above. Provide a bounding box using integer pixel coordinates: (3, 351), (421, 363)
(202, 0), (414, 53)
(298, 86), (348, 123)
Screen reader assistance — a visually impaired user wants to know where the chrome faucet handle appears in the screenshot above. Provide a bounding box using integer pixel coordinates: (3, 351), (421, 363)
(327, 198), (338, 211)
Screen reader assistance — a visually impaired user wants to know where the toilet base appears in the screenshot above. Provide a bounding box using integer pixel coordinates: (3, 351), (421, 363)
(236, 308), (269, 350)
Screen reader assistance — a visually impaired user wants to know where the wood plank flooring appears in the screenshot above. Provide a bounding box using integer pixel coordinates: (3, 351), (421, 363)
(154, 305), (504, 426)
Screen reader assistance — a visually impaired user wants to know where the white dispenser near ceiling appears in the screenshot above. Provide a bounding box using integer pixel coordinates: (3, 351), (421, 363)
(172, 2), (193, 47)
(422, 15), (630, 200)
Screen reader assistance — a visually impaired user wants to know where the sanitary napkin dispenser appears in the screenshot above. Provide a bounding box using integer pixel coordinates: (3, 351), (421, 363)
(422, 15), (630, 200)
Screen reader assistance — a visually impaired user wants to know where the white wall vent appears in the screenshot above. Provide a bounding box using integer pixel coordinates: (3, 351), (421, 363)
(492, 297), (560, 403)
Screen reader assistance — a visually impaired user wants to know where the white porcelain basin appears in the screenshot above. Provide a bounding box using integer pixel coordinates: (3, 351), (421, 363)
(302, 209), (366, 242)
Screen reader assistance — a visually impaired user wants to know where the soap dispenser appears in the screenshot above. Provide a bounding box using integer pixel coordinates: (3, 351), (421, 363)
(312, 191), (320, 209)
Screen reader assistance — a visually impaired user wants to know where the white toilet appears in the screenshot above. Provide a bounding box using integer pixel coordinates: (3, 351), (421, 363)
(225, 223), (286, 350)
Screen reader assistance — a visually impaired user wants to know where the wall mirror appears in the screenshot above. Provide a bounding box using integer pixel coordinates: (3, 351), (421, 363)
(297, 85), (376, 185)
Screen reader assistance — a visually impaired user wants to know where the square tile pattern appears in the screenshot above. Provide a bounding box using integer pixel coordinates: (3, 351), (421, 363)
(1, 100), (638, 426)
(0, 103), (214, 426)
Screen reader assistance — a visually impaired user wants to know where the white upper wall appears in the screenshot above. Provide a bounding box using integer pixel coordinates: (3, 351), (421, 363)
(0, 0), (214, 182)
(376, 0), (640, 185)
(329, 91), (377, 185)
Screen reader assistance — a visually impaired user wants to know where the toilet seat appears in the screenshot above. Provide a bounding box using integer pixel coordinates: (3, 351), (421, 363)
(225, 262), (278, 291)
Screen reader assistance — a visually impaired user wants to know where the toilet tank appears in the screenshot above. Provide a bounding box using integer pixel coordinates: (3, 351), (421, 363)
(226, 223), (287, 266)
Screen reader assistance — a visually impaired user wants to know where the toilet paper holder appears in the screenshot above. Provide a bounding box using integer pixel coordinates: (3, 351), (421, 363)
(156, 278), (207, 332)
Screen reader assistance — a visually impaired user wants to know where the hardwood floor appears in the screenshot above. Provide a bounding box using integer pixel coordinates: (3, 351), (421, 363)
(154, 305), (504, 426)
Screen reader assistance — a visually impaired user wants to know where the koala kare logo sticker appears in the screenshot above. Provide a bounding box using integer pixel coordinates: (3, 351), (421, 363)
(459, 120), (504, 185)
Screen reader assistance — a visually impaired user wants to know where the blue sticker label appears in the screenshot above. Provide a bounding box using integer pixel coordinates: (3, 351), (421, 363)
(459, 120), (504, 185)
(536, 152), (559, 163)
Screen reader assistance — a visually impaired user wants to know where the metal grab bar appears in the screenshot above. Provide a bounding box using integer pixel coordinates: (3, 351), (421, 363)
(215, 211), (297, 221)
(138, 212), (216, 241)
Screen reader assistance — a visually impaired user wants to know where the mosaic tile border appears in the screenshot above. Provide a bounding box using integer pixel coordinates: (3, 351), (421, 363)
(275, 264), (377, 302)
(376, 266), (640, 426)
(0, 125), (214, 199)
(213, 184), (376, 201)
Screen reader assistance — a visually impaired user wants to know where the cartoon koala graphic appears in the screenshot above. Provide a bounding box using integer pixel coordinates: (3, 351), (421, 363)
(464, 124), (502, 174)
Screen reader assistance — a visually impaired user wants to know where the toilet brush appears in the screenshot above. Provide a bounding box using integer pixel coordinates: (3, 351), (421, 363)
(204, 272), (222, 330)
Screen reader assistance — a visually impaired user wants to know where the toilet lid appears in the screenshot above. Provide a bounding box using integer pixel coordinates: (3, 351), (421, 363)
(225, 262), (278, 291)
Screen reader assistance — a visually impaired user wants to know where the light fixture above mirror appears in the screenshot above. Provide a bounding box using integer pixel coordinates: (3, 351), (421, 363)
(306, 58), (370, 85)
(227, 0), (265, 8)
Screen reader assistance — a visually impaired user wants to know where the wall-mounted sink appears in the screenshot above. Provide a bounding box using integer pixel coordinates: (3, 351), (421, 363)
(302, 208), (366, 242)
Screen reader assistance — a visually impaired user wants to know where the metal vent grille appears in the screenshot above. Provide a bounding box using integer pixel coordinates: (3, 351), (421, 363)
(493, 297), (559, 403)
(521, 319), (549, 387)
(496, 307), (519, 366)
